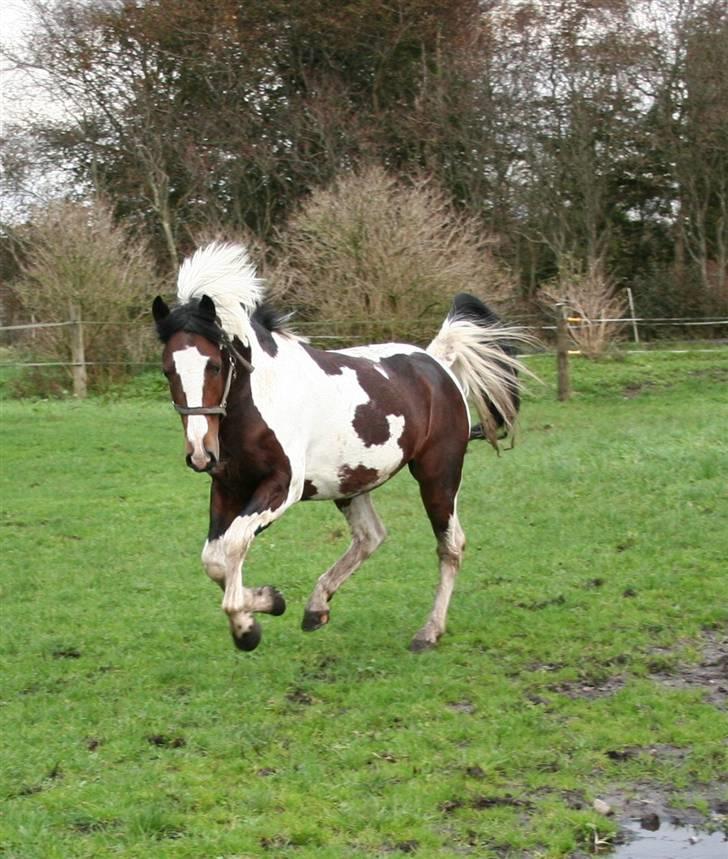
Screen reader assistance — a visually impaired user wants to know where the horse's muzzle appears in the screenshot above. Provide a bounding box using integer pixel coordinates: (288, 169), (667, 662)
(186, 451), (217, 473)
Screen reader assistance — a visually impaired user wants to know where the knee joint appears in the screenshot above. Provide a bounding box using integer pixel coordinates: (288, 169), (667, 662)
(202, 539), (226, 584)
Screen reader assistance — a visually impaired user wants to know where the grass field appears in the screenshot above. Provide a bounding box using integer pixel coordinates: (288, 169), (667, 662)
(1, 349), (727, 857)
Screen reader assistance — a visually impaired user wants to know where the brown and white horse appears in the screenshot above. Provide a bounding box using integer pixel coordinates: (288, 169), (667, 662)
(153, 243), (529, 652)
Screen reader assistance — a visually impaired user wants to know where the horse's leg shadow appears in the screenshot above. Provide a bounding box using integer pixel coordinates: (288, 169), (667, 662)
(302, 493), (386, 631)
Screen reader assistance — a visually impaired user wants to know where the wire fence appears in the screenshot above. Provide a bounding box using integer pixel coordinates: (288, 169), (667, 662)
(1, 308), (728, 399)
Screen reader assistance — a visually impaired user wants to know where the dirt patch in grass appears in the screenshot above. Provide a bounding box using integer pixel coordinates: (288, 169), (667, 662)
(285, 687), (315, 705)
(548, 674), (626, 700)
(440, 794), (534, 815)
(604, 744), (689, 765)
(649, 627), (728, 709)
(381, 839), (420, 853)
(621, 381), (656, 398)
(51, 645), (82, 659)
(67, 816), (118, 834)
(619, 364), (728, 399)
(8, 763), (63, 800)
(146, 734), (186, 748)
(550, 627), (728, 705)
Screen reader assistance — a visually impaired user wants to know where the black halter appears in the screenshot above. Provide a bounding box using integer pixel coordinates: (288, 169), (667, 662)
(173, 341), (254, 418)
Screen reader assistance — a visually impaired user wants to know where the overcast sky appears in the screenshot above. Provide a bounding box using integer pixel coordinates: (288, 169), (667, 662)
(1, 1), (74, 217)
(1, 0), (44, 132)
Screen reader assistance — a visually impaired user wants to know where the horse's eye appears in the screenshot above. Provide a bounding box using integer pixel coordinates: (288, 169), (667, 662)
(209, 363), (222, 375)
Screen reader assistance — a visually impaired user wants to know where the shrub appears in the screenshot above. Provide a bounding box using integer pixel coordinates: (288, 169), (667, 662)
(268, 165), (516, 344)
(8, 200), (162, 394)
(540, 258), (627, 358)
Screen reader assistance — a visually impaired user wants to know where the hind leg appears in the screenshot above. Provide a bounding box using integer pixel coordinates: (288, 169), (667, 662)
(302, 493), (387, 631)
(409, 455), (466, 651)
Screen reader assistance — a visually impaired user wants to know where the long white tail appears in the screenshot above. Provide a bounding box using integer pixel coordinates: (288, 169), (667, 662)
(427, 293), (534, 450)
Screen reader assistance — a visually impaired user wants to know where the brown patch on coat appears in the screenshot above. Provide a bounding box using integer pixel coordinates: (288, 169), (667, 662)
(302, 479), (319, 500)
(352, 402), (391, 446)
(338, 464), (380, 495)
(302, 346), (361, 376)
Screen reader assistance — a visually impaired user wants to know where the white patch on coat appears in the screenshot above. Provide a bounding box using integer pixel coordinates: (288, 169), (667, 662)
(336, 343), (421, 360)
(172, 345), (209, 458)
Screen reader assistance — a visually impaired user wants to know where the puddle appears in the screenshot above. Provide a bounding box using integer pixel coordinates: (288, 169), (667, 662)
(613, 817), (727, 858)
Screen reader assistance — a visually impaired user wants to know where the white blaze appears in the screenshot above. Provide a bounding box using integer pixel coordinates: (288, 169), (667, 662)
(172, 346), (210, 461)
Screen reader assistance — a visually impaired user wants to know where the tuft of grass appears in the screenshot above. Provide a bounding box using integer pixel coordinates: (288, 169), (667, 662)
(1, 347), (727, 857)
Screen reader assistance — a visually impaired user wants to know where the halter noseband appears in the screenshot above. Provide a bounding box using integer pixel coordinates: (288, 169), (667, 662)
(173, 342), (253, 419)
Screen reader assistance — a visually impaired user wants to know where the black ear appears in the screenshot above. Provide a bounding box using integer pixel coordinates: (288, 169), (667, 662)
(152, 295), (170, 323)
(199, 294), (216, 320)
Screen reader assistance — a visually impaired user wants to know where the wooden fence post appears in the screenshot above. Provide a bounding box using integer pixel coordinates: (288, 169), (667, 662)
(556, 304), (571, 402)
(626, 287), (640, 344)
(69, 302), (87, 398)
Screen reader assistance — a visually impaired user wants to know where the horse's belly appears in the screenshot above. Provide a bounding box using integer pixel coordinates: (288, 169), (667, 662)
(303, 417), (407, 500)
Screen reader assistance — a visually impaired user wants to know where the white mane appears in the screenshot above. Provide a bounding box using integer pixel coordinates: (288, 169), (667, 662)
(177, 243), (264, 342)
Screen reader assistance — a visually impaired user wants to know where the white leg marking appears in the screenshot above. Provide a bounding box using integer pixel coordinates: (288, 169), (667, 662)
(216, 506), (286, 614)
(413, 511), (466, 648)
(201, 538), (226, 585)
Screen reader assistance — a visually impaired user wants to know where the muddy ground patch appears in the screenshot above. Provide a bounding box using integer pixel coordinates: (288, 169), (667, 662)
(649, 627), (728, 709)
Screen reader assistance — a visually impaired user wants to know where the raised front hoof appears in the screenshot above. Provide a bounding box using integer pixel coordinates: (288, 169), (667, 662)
(232, 620), (262, 652)
(409, 635), (438, 653)
(301, 609), (330, 632)
(268, 587), (287, 617)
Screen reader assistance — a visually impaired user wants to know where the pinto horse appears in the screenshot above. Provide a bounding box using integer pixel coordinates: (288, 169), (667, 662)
(153, 243), (529, 652)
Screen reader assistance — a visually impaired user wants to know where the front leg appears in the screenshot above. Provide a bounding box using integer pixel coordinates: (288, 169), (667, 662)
(202, 476), (292, 651)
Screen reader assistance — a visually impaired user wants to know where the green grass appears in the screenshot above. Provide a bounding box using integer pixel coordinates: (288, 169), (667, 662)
(1, 349), (727, 857)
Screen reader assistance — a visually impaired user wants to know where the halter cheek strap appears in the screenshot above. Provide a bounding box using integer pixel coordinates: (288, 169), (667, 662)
(172, 346), (254, 418)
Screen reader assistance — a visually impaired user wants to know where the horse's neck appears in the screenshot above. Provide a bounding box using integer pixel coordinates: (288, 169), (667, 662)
(223, 331), (293, 429)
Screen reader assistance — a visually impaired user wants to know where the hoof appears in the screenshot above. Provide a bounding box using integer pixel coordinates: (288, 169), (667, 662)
(232, 619), (262, 652)
(267, 587), (287, 616)
(301, 609), (330, 632)
(409, 636), (437, 653)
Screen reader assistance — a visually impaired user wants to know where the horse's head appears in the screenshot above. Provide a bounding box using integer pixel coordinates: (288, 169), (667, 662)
(153, 294), (250, 473)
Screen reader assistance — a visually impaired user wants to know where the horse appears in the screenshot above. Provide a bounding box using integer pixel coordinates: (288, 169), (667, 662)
(152, 242), (530, 652)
